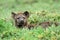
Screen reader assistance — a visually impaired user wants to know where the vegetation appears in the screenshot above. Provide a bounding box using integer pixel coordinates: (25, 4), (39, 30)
(0, 0), (60, 40)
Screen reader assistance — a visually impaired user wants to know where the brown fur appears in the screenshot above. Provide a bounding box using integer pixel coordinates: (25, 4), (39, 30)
(12, 11), (29, 28)
(39, 21), (60, 28)
(39, 21), (51, 28)
(12, 11), (60, 29)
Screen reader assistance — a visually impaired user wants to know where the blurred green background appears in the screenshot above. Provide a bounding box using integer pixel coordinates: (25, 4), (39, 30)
(0, 0), (60, 18)
(0, 0), (60, 40)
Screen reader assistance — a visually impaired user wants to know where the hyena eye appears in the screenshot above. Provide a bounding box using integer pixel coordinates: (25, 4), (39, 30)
(17, 18), (20, 19)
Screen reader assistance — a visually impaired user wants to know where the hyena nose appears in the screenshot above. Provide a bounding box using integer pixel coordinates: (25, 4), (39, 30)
(20, 20), (24, 24)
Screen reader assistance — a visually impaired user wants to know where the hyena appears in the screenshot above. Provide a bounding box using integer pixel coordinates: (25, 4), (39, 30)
(11, 11), (60, 29)
(12, 11), (29, 28)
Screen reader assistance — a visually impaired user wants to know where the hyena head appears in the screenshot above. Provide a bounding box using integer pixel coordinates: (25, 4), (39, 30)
(12, 11), (29, 27)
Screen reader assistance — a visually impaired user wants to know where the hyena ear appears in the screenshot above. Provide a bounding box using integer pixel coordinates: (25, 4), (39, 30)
(11, 12), (16, 19)
(23, 11), (29, 18)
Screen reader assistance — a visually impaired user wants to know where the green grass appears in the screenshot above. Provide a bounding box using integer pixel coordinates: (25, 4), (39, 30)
(0, 0), (60, 40)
